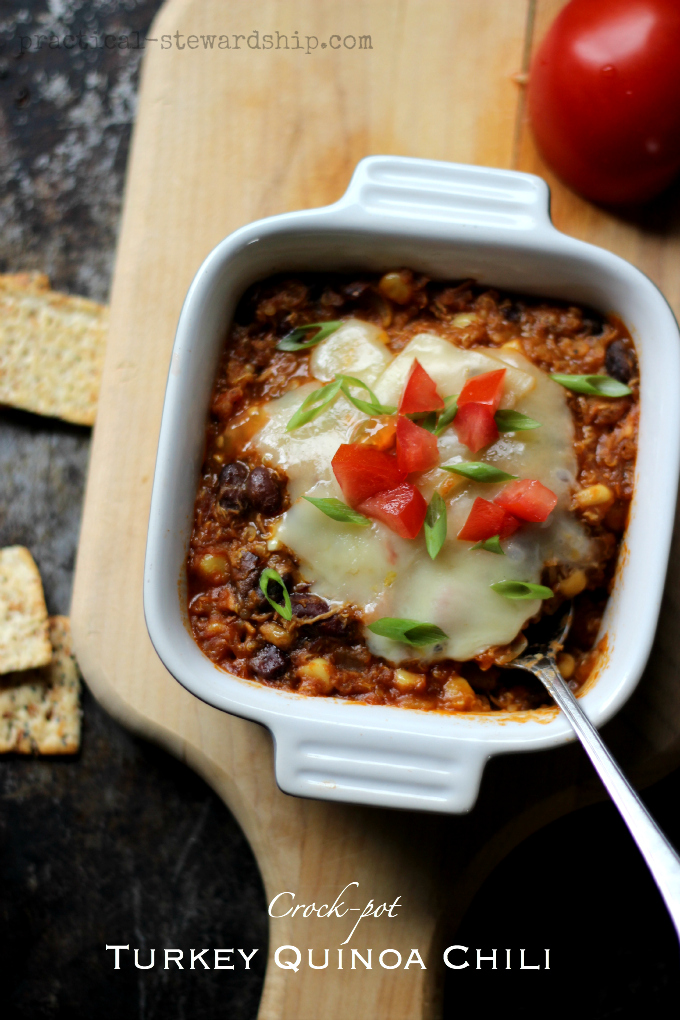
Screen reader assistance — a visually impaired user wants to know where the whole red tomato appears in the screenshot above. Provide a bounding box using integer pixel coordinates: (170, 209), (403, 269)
(527, 0), (680, 204)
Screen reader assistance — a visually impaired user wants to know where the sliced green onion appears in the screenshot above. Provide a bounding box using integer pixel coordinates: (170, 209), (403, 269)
(259, 568), (293, 620)
(471, 535), (504, 554)
(494, 409), (542, 431)
(434, 395), (459, 436)
(424, 492), (447, 560)
(410, 395), (459, 435)
(277, 320), (343, 352)
(338, 375), (397, 416)
(442, 462), (517, 483)
(490, 580), (553, 600)
(408, 411), (439, 433)
(286, 378), (342, 431)
(550, 373), (632, 397)
(368, 617), (448, 647)
(303, 496), (371, 526)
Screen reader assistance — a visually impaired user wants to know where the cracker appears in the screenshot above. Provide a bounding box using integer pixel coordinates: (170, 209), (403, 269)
(0, 616), (81, 754)
(0, 272), (108, 426)
(0, 546), (51, 674)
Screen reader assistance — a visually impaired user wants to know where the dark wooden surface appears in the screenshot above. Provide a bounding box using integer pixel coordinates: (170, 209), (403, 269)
(0, 4), (268, 1018)
(0, 2), (679, 1018)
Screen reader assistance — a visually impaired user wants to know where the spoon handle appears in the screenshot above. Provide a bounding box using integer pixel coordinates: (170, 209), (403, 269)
(535, 656), (680, 941)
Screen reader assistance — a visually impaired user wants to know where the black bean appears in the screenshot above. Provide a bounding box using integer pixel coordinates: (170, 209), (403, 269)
(605, 340), (635, 383)
(251, 643), (288, 680)
(232, 549), (260, 597)
(263, 574), (286, 601)
(332, 644), (372, 669)
(280, 571), (295, 591)
(218, 461), (249, 512)
(246, 466), (283, 516)
(504, 303), (522, 323)
(291, 593), (329, 619)
(321, 288), (345, 308)
(316, 614), (348, 636)
(581, 311), (607, 336)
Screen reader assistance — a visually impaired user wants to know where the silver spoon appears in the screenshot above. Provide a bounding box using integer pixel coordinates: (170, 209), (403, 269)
(504, 603), (680, 941)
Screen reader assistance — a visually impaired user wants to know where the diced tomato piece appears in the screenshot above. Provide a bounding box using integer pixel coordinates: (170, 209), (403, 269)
(331, 444), (406, 507)
(458, 369), (506, 412)
(398, 360), (445, 415)
(499, 511), (521, 539)
(458, 498), (521, 542)
(396, 416), (440, 474)
(457, 498), (507, 542)
(359, 483), (427, 539)
(494, 479), (558, 523)
(454, 402), (499, 453)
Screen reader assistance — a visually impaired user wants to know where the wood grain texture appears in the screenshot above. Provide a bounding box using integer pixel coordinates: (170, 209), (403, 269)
(516, 0), (680, 790)
(71, 1), (680, 1016)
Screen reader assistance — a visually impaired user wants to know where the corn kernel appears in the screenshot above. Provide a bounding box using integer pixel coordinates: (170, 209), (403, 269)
(501, 338), (523, 351)
(297, 657), (332, 682)
(196, 553), (228, 582)
(297, 657), (334, 695)
(573, 484), (614, 509)
(451, 312), (479, 328)
(203, 620), (226, 636)
(558, 568), (587, 599)
(378, 271), (413, 305)
(557, 653), (576, 680)
(442, 675), (477, 710)
(440, 475), (464, 497)
(393, 668), (426, 693)
(259, 621), (293, 649)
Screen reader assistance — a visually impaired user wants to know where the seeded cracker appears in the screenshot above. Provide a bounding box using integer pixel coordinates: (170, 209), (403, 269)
(0, 617), (81, 754)
(0, 273), (108, 426)
(0, 546), (51, 674)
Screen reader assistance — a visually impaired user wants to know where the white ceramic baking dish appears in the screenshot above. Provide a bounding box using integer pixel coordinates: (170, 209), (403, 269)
(144, 156), (680, 814)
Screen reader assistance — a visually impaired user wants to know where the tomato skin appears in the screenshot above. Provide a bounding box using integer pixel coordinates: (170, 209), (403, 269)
(458, 369), (506, 413)
(399, 360), (445, 415)
(359, 483), (428, 539)
(331, 444), (406, 507)
(495, 479), (558, 523)
(458, 499), (521, 542)
(454, 403), (499, 453)
(499, 511), (521, 539)
(527, 0), (680, 204)
(396, 416), (440, 474)
(458, 498), (507, 542)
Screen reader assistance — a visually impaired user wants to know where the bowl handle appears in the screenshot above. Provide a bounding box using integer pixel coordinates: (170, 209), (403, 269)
(335, 155), (553, 235)
(271, 714), (487, 814)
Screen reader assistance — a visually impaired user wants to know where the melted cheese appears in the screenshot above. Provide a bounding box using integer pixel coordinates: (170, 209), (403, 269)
(310, 318), (392, 386)
(373, 333), (536, 410)
(249, 383), (364, 501)
(251, 322), (594, 663)
(274, 478), (417, 614)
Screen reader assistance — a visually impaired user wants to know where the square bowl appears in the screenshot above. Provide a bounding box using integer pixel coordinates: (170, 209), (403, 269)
(144, 156), (680, 814)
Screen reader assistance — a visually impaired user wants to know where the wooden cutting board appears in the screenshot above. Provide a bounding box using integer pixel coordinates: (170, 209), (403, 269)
(71, 1), (680, 1016)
